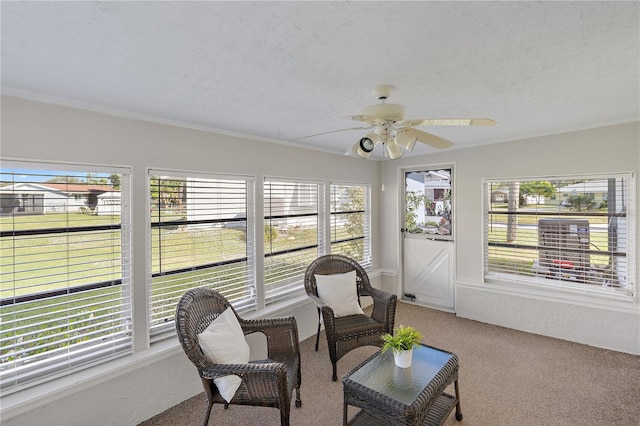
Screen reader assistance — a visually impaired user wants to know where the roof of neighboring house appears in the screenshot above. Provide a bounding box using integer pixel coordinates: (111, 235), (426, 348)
(0, 182), (118, 194)
(406, 170), (451, 189)
(39, 183), (116, 193)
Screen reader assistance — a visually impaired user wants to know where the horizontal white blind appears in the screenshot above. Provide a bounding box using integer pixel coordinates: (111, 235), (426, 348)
(264, 178), (324, 304)
(330, 183), (371, 268)
(149, 171), (255, 341)
(0, 161), (132, 394)
(484, 175), (635, 298)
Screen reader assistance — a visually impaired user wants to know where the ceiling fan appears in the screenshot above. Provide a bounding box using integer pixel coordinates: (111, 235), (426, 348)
(292, 85), (496, 160)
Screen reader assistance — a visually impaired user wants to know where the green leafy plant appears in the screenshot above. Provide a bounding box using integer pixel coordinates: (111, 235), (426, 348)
(381, 325), (423, 352)
(264, 224), (278, 243)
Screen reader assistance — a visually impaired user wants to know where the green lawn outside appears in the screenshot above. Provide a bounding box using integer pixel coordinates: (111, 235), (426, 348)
(0, 212), (120, 231)
(2, 213), (360, 363)
(1, 214), (324, 298)
(487, 226), (612, 267)
(488, 204), (609, 225)
(1, 285), (126, 362)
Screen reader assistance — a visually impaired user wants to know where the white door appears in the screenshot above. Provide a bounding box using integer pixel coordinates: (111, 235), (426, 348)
(403, 236), (454, 311)
(401, 167), (455, 312)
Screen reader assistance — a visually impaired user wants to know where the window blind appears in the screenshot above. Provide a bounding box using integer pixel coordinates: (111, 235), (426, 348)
(330, 183), (371, 268)
(484, 174), (635, 299)
(0, 161), (132, 394)
(264, 178), (325, 304)
(149, 171), (255, 341)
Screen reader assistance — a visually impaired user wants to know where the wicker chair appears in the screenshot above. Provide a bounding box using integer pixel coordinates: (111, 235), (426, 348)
(304, 254), (397, 381)
(175, 287), (302, 426)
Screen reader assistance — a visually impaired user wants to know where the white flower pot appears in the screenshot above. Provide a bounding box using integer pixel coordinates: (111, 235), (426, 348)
(393, 348), (413, 368)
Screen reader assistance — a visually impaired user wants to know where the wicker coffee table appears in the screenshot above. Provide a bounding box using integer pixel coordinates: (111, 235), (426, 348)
(342, 343), (462, 425)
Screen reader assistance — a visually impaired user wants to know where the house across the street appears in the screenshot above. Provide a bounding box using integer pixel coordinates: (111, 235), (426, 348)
(0, 182), (119, 215)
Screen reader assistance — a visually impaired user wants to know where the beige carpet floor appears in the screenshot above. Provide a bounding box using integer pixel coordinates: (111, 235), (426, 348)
(139, 301), (640, 426)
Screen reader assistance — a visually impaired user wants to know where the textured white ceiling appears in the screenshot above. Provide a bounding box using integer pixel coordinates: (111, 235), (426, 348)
(2, 1), (638, 159)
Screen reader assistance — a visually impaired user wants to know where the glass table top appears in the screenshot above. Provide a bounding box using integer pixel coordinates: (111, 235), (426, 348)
(345, 344), (455, 406)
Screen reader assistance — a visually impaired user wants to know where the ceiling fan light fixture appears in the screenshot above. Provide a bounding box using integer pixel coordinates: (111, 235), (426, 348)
(359, 137), (375, 153)
(386, 139), (404, 160)
(356, 147), (371, 159)
(364, 133), (382, 145)
(353, 137), (374, 159)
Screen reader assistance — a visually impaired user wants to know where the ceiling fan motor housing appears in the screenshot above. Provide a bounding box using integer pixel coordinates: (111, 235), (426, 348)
(361, 103), (405, 122)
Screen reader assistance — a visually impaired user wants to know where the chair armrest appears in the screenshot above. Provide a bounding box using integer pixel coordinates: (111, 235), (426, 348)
(365, 287), (397, 328)
(199, 360), (286, 381)
(241, 316), (302, 361)
(366, 286), (396, 301)
(306, 293), (330, 310)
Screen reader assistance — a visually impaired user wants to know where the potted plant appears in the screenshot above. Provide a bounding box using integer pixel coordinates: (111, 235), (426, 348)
(381, 325), (423, 368)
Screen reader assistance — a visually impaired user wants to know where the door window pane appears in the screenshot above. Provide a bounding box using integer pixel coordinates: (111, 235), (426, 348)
(405, 168), (453, 238)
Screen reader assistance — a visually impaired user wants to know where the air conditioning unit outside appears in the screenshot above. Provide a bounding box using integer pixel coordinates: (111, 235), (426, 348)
(537, 218), (590, 281)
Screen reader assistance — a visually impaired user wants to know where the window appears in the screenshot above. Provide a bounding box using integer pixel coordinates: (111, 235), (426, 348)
(149, 171), (255, 341)
(0, 161), (131, 394)
(264, 178), (325, 304)
(484, 174), (635, 299)
(404, 168), (453, 239)
(330, 183), (371, 268)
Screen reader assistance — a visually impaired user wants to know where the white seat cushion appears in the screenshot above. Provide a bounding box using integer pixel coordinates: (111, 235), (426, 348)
(315, 270), (365, 318)
(197, 307), (250, 402)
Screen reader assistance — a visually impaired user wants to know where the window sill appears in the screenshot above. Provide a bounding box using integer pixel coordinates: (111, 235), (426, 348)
(1, 337), (182, 421)
(458, 277), (637, 312)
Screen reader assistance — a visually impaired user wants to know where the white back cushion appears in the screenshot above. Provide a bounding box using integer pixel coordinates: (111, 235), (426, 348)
(197, 307), (250, 402)
(315, 270), (365, 318)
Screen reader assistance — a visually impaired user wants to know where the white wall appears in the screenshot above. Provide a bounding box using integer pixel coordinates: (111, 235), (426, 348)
(380, 122), (640, 355)
(0, 95), (380, 425)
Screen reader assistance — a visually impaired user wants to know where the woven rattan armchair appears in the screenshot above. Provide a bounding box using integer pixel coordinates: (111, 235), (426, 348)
(304, 254), (397, 381)
(175, 287), (302, 426)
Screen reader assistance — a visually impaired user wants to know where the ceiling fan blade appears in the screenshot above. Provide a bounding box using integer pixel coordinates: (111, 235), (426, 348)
(287, 126), (371, 142)
(396, 127), (453, 150)
(413, 129), (454, 149)
(346, 141), (358, 156)
(400, 118), (497, 127)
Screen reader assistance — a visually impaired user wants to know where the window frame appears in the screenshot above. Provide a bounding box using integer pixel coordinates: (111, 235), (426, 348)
(483, 173), (636, 302)
(147, 169), (256, 342)
(403, 168), (454, 241)
(263, 177), (326, 304)
(329, 181), (372, 269)
(0, 160), (132, 395)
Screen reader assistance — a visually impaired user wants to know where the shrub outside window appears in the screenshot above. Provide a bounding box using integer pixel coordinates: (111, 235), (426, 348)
(330, 182), (371, 268)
